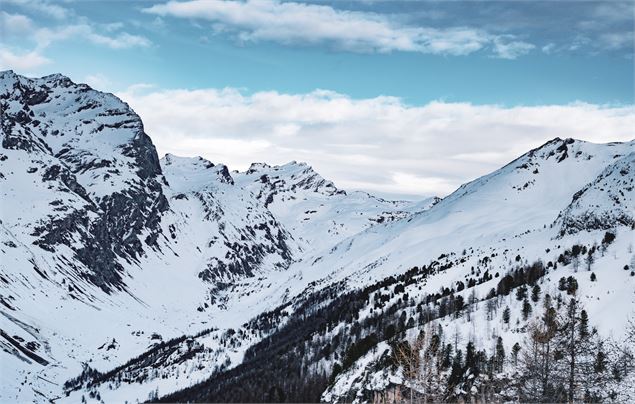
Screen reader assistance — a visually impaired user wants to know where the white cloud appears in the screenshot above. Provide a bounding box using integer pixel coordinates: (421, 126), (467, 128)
(33, 24), (152, 50)
(103, 22), (125, 32)
(0, 48), (51, 70)
(85, 30), (152, 49)
(144, 0), (530, 58)
(2, 20), (152, 74)
(599, 32), (633, 50)
(5, 0), (70, 20)
(492, 37), (535, 59)
(1, 11), (34, 34)
(542, 43), (556, 54)
(117, 86), (635, 198)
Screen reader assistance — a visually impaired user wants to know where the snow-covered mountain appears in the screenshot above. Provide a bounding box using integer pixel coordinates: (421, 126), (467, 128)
(1, 72), (633, 403)
(234, 161), (438, 253)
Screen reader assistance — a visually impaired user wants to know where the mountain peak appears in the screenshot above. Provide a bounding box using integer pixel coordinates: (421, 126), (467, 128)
(40, 72), (74, 85)
(162, 153), (215, 169)
(160, 153), (234, 192)
(246, 162), (272, 173)
(0, 69), (18, 80)
(238, 159), (342, 202)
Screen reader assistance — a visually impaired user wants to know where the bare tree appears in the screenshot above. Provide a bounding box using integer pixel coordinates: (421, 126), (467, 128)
(394, 324), (440, 404)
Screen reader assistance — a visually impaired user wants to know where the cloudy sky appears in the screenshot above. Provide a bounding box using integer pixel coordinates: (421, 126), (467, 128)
(2, 0), (634, 198)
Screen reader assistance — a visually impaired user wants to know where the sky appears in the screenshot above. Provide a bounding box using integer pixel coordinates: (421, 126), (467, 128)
(1, 0), (634, 199)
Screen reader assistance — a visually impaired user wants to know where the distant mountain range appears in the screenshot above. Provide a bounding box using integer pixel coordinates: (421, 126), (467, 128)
(1, 71), (634, 403)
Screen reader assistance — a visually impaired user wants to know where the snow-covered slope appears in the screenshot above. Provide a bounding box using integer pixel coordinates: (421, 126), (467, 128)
(160, 154), (296, 283)
(1, 71), (633, 403)
(290, 138), (634, 288)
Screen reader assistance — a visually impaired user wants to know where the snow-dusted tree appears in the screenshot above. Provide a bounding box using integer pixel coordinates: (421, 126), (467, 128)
(394, 325), (438, 404)
(522, 299), (532, 321)
(531, 284), (541, 303)
(502, 306), (511, 326)
(560, 298), (584, 402)
(511, 342), (521, 366)
(494, 336), (505, 373)
(486, 299), (496, 321)
(585, 249), (595, 271)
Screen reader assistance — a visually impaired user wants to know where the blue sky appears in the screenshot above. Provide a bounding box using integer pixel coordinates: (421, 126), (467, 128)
(2, 0), (633, 104)
(1, 0), (634, 198)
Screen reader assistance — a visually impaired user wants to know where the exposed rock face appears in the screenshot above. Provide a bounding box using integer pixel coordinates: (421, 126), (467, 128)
(1, 71), (171, 292)
(556, 151), (635, 235)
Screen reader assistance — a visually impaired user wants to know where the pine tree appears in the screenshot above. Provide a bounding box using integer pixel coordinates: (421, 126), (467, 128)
(522, 299), (532, 321)
(465, 341), (477, 375)
(441, 343), (453, 370)
(517, 296), (560, 402)
(593, 343), (606, 374)
(579, 310), (589, 340)
(448, 349), (464, 390)
(531, 284), (541, 303)
(564, 298), (579, 402)
(516, 285), (527, 301)
(554, 298), (597, 402)
(503, 307), (511, 325)
(495, 337), (505, 372)
(512, 342), (521, 366)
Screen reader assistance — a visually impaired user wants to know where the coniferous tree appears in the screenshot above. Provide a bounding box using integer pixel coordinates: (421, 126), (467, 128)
(563, 298), (580, 402)
(511, 343), (521, 366)
(494, 337), (505, 372)
(531, 284), (541, 303)
(522, 299), (532, 321)
(517, 295), (561, 402)
(465, 341), (478, 375)
(502, 307), (511, 326)
(516, 285), (527, 301)
(579, 310), (589, 339)
(447, 349), (463, 391)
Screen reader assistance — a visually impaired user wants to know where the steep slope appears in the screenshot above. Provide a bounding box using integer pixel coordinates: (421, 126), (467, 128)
(160, 154), (297, 284)
(293, 138), (634, 289)
(0, 72), (295, 402)
(150, 138), (634, 404)
(1, 70), (168, 293)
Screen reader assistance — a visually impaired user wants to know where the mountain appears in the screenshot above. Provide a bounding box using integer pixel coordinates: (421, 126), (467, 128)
(1, 72), (634, 403)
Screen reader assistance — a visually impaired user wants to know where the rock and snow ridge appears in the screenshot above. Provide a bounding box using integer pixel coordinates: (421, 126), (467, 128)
(1, 71), (634, 403)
